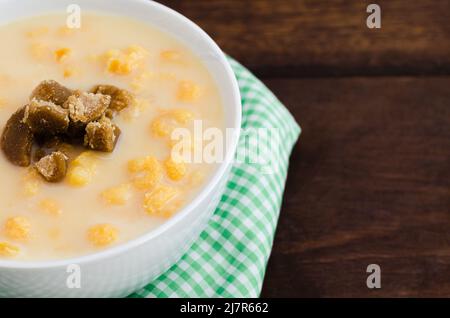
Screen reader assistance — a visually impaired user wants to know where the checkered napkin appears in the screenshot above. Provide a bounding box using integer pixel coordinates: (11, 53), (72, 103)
(129, 58), (301, 298)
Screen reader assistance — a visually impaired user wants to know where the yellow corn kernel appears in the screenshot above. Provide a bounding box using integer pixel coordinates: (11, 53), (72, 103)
(150, 109), (193, 137)
(177, 80), (201, 102)
(26, 26), (49, 38)
(63, 69), (72, 78)
(63, 66), (76, 78)
(169, 109), (193, 124)
(143, 185), (179, 217)
(67, 166), (93, 187)
(105, 46), (148, 75)
(101, 184), (132, 205)
(151, 117), (173, 137)
(125, 45), (149, 60)
(128, 156), (163, 190)
(164, 157), (187, 181)
(67, 152), (97, 187)
(107, 58), (132, 75)
(72, 151), (97, 166)
(133, 171), (163, 190)
(23, 168), (41, 197)
(0, 242), (20, 257)
(4, 216), (30, 241)
(54, 48), (71, 62)
(128, 156), (160, 173)
(0, 97), (5, 109)
(38, 199), (62, 216)
(88, 224), (118, 247)
(24, 179), (40, 197)
(160, 50), (181, 62)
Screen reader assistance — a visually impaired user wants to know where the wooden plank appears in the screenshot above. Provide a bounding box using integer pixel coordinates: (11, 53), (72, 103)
(259, 76), (450, 297)
(157, 0), (450, 76)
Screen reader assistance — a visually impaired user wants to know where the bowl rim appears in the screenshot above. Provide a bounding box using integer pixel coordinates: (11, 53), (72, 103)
(0, 0), (241, 269)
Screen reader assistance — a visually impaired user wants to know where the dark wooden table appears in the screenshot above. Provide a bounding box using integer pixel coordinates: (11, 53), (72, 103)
(158, 0), (450, 297)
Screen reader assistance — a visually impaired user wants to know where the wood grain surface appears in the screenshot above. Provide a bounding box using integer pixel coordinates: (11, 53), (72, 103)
(157, 0), (450, 297)
(261, 77), (450, 297)
(159, 0), (450, 77)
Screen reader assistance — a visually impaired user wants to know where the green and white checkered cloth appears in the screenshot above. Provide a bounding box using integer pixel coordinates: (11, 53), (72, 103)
(129, 58), (300, 298)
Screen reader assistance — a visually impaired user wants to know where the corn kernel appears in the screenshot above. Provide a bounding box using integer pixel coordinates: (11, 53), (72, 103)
(63, 66), (76, 78)
(133, 171), (163, 190)
(67, 152), (97, 187)
(133, 169), (163, 190)
(107, 58), (132, 75)
(169, 109), (193, 124)
(38, 199), (62, 216)
(0, 242), (20, 257)
(104, 45), (148, 75)
(4, 216), (30, 241)
(150, 109), (194, 137)
(160, 50), (181, 62)
(143, 185), (179, 216)
(125, 45), (148, 60)
(151, 117), (173, 137)
(67, 166), (93, 187)
(128, 156), (163, 190)
(101, 184), (132, 205)
(177, 80), (201, 102)
(54, 48), (71, 62)
(87, 224), (118, 247)
(164, 157), (187, 181)
(23, 168), (41, 197)
(128, 156), (160, 173)
(72, 151), (97, 166)
(24, 180), (40, 197)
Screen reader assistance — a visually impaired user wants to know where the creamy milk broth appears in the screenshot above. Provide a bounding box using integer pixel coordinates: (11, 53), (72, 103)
(0, 13), (224, 260)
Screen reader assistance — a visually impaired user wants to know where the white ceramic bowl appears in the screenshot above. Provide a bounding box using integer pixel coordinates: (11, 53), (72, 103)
(0, 0), (241, 297)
